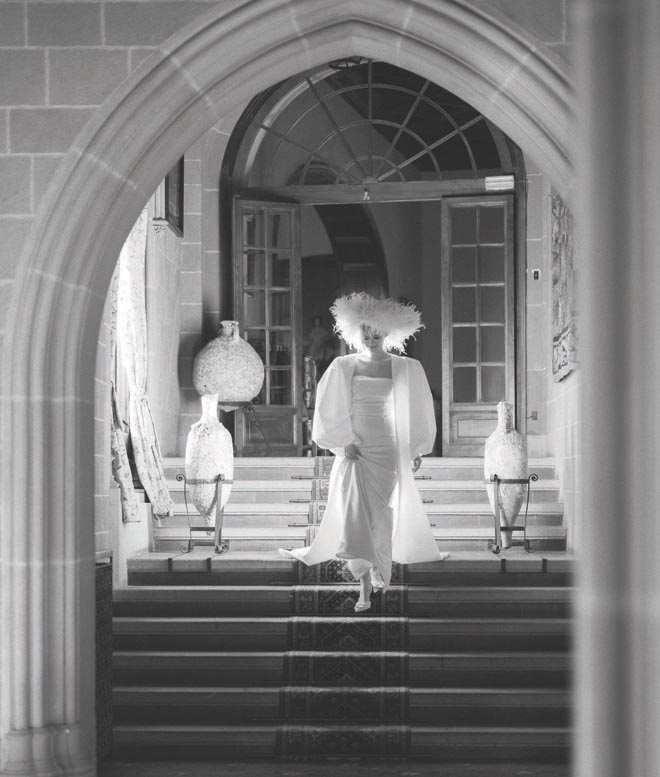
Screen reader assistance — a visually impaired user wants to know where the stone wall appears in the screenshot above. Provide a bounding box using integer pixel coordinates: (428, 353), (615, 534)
(525, 160), (553, 457)
(0, 0), (572, 340)
(175, 142), (204, 452)
(94, 278), (115, 555)
(146, 199), (183, 455)
(547, 369), (580, 549)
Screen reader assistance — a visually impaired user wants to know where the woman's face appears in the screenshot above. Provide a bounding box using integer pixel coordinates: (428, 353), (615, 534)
(360, 324), (387, 355)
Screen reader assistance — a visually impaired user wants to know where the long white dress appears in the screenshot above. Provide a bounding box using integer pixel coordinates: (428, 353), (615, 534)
(288, 353), (446, 585)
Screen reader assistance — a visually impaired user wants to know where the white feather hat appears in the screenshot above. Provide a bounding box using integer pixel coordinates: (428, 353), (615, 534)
(330, 292), (423, 353)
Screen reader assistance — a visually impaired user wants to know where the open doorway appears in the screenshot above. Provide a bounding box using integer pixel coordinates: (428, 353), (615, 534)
(224, 58), (525, 457)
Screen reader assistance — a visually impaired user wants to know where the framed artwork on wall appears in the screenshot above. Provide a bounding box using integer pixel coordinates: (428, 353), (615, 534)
(551, 190), (577, 381)
(164, 157), (184, 236)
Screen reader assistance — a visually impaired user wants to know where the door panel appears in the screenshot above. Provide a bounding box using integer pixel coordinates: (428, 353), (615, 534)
(234, 200), (302, 456)
(441, 196), (515, 455)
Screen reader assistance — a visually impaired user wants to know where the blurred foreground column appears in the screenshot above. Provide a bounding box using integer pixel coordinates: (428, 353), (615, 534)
(575, 0), (660, 774)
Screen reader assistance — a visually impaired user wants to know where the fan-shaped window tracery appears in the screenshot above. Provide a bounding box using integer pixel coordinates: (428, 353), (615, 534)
(239, 58), (512, 189)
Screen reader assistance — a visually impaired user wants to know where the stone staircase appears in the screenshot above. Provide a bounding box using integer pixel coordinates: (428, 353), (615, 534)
(112, 456), (572, 762)
(153, 456), (566, 554)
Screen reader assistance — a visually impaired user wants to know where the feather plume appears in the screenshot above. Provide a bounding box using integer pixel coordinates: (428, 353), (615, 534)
(331, 292), (423, 353)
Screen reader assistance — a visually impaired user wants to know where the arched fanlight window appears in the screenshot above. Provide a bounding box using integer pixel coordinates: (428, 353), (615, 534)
(238, 58), (513, 189)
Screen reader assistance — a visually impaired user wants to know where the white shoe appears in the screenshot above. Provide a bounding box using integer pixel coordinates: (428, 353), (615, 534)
(370, 569), (386, 590)
(355, 576), (373, 612)
(278, 548), (297, 559)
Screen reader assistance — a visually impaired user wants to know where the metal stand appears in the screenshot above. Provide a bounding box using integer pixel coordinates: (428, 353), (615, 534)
(302, 356), (318, 457)
(487, 473), (538, 554)
(176, 473), (233, 554)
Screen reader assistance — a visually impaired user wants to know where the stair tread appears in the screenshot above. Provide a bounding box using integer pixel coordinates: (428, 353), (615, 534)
(113, 616), (570, 625)
(113, 723), (569, 732)
(115, 584), (572, 596)
(126, 548), (575, 572)
(163, 456), (558, 466)
(114, 685), (568, 694)
(167, 479), (561, 490)
(114, 649), (569, 658)
(169, 502), (564, 513)
(155, 525), (568, 535)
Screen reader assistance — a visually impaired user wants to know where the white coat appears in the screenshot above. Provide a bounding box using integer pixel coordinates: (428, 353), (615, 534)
(294, 353), (444, 574)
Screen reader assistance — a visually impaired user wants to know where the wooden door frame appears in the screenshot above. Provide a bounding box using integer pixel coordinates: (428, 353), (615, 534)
(440, 193), (522, 455)
(514, 175), (528, 437)
(234, 178), (506, 205)
(232, 198), (303, 456)
(229, 178), (527, 456)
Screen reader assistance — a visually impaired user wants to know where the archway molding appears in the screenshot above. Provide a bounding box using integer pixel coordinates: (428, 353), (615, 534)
(0, 2), (573, 774)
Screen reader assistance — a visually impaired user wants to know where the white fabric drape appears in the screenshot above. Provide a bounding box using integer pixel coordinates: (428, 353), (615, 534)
(110, 385), (140, 522)
(116, 208), (174, 519)
(109, 266), (140, 522)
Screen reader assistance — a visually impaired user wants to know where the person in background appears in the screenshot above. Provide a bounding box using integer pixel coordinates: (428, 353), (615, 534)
(303, 315), (330, 361)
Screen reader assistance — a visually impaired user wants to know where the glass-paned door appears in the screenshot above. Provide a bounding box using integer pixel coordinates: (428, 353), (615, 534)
(441, 196), (515, 455)
(234, 200), (302, 455)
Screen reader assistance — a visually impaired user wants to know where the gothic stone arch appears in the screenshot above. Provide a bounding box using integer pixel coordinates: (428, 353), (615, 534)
(0, 2), (572, 774)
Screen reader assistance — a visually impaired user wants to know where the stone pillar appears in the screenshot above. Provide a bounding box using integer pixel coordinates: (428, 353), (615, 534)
(1, 322), (97, 775)
(575, 0), (660, 774)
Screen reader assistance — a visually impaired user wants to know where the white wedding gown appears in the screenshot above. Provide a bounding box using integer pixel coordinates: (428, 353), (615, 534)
(335, 376), (398, 582)
(283, 353), (446, 586)
(286, 375), (397, 583)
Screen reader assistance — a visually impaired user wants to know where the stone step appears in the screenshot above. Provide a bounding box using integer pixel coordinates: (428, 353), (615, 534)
(159, 501), (565, 528)
(152, 524), (567, 554)
(165, 478), (561, 505)
(113, 650), (570, 688)
(113, 686), (569, 726)
(126, 549), (574, 587)
(163, 457), (314, 481)
(162, 457), (558, 483)
(112, 616), (570, 653)
(113, 584), (572, 618)
(111, 723), (570, 761)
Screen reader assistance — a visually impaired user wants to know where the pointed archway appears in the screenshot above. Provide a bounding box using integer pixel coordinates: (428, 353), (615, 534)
(0, 2), (571, 773)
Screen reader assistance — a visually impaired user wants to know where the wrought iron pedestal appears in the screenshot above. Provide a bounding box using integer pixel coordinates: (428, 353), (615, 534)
(176, 473), (233, 554)
(487, 473), (538, 554)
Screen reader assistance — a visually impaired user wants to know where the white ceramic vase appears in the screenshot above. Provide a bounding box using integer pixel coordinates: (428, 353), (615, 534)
(193, 320), (265, 409)
(184, 394), (234, 527)
(484, 401), (527, 548)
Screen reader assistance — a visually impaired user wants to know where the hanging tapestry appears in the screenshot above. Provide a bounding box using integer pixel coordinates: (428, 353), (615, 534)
(117, 207), (174, 520)
(551, 190), (578, 381)
(109, 267), (140, 523)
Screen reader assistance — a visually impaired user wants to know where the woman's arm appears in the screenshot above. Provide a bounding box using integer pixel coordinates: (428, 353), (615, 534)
(408, 359), (437, 457)
(311, 357), (359, 453)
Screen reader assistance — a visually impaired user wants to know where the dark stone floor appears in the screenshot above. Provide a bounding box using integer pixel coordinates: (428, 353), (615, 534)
(100, 761), (571, 777)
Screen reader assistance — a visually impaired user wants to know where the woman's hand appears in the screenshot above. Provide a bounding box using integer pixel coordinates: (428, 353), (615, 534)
(412, 455), (422, 472)
(344, 443), (361, 460)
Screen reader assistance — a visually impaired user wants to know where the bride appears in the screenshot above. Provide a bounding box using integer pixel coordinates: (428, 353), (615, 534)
(281, 293), (448, 612)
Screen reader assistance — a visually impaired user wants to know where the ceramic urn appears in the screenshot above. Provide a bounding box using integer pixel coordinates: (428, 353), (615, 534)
(185, 320), (265, 538)
(484, 401), (527, 548)
(184, 393), (234, 525)
(192, 320), (265, 410)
